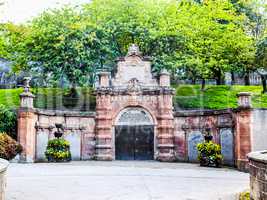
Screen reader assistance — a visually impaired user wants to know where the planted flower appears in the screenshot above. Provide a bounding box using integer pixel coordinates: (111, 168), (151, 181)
(45, 138), (71, 162)
(197, 136), (223, 167)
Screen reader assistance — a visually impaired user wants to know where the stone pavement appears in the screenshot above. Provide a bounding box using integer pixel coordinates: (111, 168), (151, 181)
(6, 161), (248, 200)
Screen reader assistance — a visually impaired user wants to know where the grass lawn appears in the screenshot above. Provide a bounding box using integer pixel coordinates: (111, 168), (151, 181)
(1, 85), (267, 110)
(174, 85), (267, 109)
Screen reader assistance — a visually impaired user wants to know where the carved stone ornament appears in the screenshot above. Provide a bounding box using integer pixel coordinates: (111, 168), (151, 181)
(127, 78), (142, 94)
(127, 44), (141, 57)
(23, 77), (31, 93)
(116, 107), (153, 126)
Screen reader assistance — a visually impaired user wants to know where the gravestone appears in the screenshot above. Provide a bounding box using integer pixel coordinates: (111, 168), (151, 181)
(220, 128), (234, 165)
(36, 131), (49, 161)
(64, 132), (81, 160)
(188, 131), (204, 162)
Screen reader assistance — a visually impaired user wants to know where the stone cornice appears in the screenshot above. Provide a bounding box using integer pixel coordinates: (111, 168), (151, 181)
(174, 108), (232, 117)
(94, 87), (175, 96)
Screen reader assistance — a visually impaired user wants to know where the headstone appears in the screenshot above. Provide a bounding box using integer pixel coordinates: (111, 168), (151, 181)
(36, 131), (49, 161)
(64, 132), (81, 160)
(220, 128), (234, 166)
(188, 131), (204, 162)
(225, 72), (232, 85)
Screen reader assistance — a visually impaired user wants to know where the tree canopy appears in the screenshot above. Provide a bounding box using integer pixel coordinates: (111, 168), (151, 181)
(0, 0), (262, 88)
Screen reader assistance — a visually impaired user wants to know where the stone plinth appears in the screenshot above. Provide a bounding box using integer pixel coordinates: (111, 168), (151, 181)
(248, 151), (267, 200)
(0, 159), (9, 200)
(237, 92), (252, 109)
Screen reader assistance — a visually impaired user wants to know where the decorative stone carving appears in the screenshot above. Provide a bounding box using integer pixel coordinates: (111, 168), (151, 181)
(127, 44), (141, 57)
(127, 78), (142, 94)
(116, 107), (153, 126)
(112, 44), (158, 87)
(20, 77), (35, 109)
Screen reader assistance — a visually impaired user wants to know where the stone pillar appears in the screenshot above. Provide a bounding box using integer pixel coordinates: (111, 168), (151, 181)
(18, 77), (37, 163)
(157, 89), (175, 161)
(99, 72), (110, 87)
(159, 69), (170, 87)
(235, 92), (252, 171)
(0, 159), (8, 200)
(95, 90), (113, 160)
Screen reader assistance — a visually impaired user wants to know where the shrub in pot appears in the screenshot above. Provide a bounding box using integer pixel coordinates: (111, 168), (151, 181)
(0, 133), (22, 160)
(197, 140), (223, 167)
(45, 138), (71, 162)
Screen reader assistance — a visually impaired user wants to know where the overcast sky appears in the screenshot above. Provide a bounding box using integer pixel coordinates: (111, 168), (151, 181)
(0, 0), (91, 24)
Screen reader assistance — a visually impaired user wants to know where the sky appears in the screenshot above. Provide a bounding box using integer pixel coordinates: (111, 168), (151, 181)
(0, 0), (91, 24)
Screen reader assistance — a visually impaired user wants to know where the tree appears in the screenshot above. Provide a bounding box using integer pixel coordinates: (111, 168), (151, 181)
(256, 36), (267, 92)
(231, 0), (267, 85)
(0, 0), (257, 89)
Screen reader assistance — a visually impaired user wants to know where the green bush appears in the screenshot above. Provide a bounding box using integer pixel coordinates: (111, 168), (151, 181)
(0, 133), (22, 160)
(239, 191), (250, 200)
(45, 138), (71, 162)
(197, 141), (223, 167)
(0, 104), (17, 139)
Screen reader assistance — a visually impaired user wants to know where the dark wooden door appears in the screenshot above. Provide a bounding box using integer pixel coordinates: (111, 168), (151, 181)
(115, 125), (154, 160)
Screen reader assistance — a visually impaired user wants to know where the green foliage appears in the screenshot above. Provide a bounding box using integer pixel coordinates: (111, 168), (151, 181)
(2, 85), (267, 110)
(32, 87), (96, 111)
(45, 138), (71, 162)
(0, 132), (22, 160)
(0, 104), (17, 138)
(197, 140), (223, 167)
(0, 0), (257, 86)
(239, 191), (250, 200)
(256, 36), (267, 68)
(174, 84), (267, 109)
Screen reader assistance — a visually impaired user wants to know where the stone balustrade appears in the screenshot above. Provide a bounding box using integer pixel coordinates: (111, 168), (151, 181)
(0, 159), (9, 200)
(248, 151), (267, 200)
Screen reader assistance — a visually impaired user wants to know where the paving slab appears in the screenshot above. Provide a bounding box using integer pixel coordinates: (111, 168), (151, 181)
(6, 161), (248, 200)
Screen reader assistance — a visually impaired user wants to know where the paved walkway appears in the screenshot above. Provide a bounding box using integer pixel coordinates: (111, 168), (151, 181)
(6, 161), (248, 200)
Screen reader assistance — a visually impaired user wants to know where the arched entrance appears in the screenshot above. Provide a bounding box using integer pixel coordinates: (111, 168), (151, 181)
(115, 107), (154, 160)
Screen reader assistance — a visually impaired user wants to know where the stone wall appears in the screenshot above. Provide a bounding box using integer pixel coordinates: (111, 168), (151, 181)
(173, 109), (235, 165)
(0, 159), (8, 200)
(248, 151), (267, 200)
(34, 109), (96, 161)
(251, 109), (267, 151)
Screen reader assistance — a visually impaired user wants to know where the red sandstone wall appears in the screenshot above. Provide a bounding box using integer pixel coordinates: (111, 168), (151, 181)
(173, 110), (235, 164)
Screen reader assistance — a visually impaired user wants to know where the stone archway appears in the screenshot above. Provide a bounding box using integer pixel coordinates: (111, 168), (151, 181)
(114, 107), (155, 160)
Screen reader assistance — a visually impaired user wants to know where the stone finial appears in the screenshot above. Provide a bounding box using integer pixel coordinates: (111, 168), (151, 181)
(127, 44), (141, 56)
(159, 69), (171, 87)
(20, 77), (35, 109)
(98, 71), (110, 87)
(237, 92), (252, 109)
(23, 77), (31, 92)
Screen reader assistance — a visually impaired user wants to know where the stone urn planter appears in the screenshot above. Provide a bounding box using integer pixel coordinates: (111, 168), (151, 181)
(248, 151), (267, 200)
(0, 159), (9, 200)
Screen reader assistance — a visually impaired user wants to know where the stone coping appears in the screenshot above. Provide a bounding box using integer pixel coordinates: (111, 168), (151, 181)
(174, 108), (232, 117)
(247, 150), (267, 164)
(34, 108), (96, 117)
(236, 92), (252, 97)
(0, 159), (9, 173)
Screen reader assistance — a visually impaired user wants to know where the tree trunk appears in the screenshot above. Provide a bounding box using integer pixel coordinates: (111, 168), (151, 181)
(214, 69), (222, 85)
(244, 73), (250, 86)
(231, 71), (235, 85)
(216, 72), (222, 85)
(261, 75), (267, 93)
(201, 79), (206, 91)
(216, 78), (221, 85)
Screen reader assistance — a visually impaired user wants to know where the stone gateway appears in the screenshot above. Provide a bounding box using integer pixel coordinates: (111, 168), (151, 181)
(18, 44), (253, 171)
